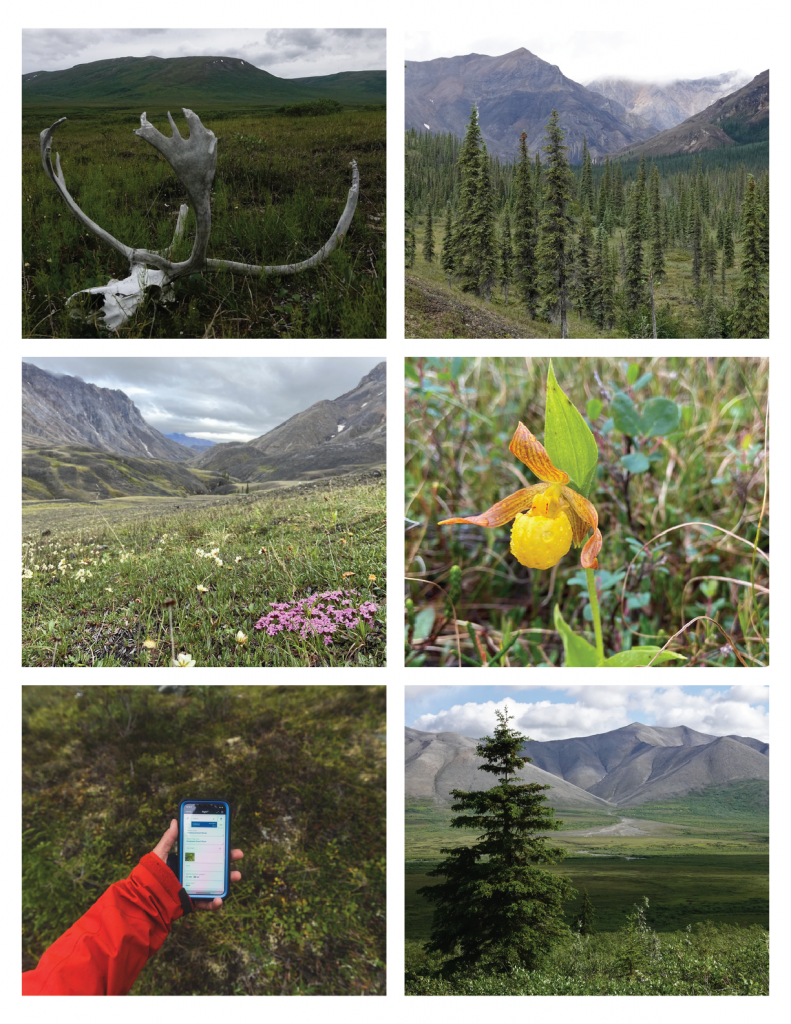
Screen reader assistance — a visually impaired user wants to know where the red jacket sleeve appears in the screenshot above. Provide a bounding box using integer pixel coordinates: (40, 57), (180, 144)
(23, 852), (186, 995)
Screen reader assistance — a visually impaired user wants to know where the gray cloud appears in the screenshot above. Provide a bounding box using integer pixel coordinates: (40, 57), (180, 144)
(23, 28), (386, 77)
(22, 357), (384, 442)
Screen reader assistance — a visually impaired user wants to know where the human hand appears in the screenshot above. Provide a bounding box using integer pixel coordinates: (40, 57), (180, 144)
(153, 819), (243, 911)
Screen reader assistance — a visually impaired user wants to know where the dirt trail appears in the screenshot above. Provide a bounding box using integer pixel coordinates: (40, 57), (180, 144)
(561, 816), (677, 838)
(406, 274), (537, 339)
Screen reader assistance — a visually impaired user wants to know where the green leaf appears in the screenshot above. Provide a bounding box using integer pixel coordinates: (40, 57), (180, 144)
(627, 363), (640, 385)
(412, 606), (435, 643)
(620, 451), (650, 474)
(586, 398), (603, 421)
(553, 605), (601, 667)
(631, 372), (654, 391)
(611, 393), (641, 435)
(404, 362), (420, 382)
(640, 397), (681, 438)
(603, 647), (686, 667)
(544, 361), (599, 498)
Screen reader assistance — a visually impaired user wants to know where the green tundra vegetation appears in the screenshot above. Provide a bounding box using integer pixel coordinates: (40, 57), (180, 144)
(22, 685), (386, 995)
(405, 357), (768, 667)
(406, 778), (768, 995)
(22, 475), (386, 667)
(23, 104), (385, 338)
(405, 112), (768, 338)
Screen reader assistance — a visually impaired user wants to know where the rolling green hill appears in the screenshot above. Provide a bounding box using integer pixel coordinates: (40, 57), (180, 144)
(22, 55), (386, 109)
(22, 445), (227, 501)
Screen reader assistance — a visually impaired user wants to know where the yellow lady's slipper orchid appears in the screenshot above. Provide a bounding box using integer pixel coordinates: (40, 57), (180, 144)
(438, 422), (602, 570)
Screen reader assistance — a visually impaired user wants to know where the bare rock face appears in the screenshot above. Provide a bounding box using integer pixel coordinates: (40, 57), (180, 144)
(406, 722), (768, 809)
(22, 362), (191, 462)
(607, 70), (768, 160)
(193, 361), (386, 481)
(405, 48), (658, 163)
(586, 70), (753, 132)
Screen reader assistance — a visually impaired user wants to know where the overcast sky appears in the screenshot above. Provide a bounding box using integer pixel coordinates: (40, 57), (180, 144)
(22, 357), (383, 442)
(22, 28), (386, 78)
(406, 686), (769, 743)
(406, 2), (765, 84)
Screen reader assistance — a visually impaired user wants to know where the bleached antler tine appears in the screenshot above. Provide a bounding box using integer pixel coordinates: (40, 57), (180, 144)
(39, 118), (134, 262)
(207, 160), (360, 276)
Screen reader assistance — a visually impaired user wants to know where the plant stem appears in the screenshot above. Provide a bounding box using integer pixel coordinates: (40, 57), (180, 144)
(586, 567), (604, 662)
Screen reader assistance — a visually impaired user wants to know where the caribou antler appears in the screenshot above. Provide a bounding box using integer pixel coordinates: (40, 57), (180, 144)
(39, 109), (360, 329)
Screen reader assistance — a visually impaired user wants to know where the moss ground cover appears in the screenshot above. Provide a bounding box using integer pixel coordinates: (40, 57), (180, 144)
(23, 105), (385, 338)
(405, 357), (768, 667)
(22, 476), (386, 666)
(23, 685), (386, 995)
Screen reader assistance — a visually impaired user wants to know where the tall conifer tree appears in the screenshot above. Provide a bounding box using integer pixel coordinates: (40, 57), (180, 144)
(536, 110), (575, 338)
(514, 131), (539, 317)
(417, 708), (575, 975)
(731, 174), (769, 338)
(423, 204), (435, 263)
(624, 183), (646, 311)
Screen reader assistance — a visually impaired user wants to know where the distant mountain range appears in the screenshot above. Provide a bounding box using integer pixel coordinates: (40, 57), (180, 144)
(165, 432), (215, 451)
(608, 70), (769, 160)
(586, 71), (751, 132)
(405, 722), (768, 809)
(22, 55), (386, 108)
(405, 47), (766, 162)
(192, 361), (386, 481)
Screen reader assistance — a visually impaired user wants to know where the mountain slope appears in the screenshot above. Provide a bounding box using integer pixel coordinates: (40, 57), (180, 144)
(406, 722), (768, 809)
(22, 445), (219, 501)
(607, 70), (769, 160)
(193, 361), (386, 481)
(405, 47), (658, 163)
(22, 56), (386, 108)
(23, 362), (191, 462)
(405, 727), (614, 810)
(586, 71), (752, 132)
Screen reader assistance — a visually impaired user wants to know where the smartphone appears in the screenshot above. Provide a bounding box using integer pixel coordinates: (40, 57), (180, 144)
(178, 799), (231, 900)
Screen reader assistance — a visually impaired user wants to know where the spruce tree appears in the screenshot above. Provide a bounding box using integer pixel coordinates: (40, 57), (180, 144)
(731, 174), (769, 338)
(579, 136), (594, 214)
(472, 143), (499, 299)
(500, 208), (514, 306)
(453, 106), (485, 291)
(648, 165), (665, 283)
(514, 131), (539, 317)
(440, 208), (457, 288)
(405, 202), (417, 269)
(624, 183), (646, 311)
(417, 708), (575, 975)
(536, 110), (575, 338)
(579, 889), (596, 936)
(423, 204), (435, 263)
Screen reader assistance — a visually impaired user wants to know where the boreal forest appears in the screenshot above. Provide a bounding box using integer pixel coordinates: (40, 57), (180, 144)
(405, 109), (768, 339)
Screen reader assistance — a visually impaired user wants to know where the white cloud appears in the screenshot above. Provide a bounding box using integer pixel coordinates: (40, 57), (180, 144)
(411, 687), (769, 743)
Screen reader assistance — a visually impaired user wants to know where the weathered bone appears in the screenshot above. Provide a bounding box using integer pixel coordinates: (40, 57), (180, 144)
(39, 109), (360, 329)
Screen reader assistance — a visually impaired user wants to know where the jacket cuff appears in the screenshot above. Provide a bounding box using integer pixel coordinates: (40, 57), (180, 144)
(138, 852), (192, 918)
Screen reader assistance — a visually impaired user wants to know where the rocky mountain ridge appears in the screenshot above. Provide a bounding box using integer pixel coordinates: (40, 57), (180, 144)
(405, 47), (659, 163)
(192, 361), (386, 481)
(586, 70), (752, 132)
(607, 70), (769, 160)
(406, 722), (768, 808)
(22, 362), (191, 462)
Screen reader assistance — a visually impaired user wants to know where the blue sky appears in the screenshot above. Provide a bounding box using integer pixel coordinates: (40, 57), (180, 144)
(405, 685), (769, 743)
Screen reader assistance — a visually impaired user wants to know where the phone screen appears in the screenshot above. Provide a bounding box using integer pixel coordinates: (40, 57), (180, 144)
(179, 800), (230, 898)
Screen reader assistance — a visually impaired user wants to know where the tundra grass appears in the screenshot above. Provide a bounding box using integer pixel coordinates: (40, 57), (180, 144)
(22, 685), (386, 995)
(405, 356), (768, 667)
(22, 106), (385, 338)
(22, 476), (386, 666)
(406, 851), (768, 940)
